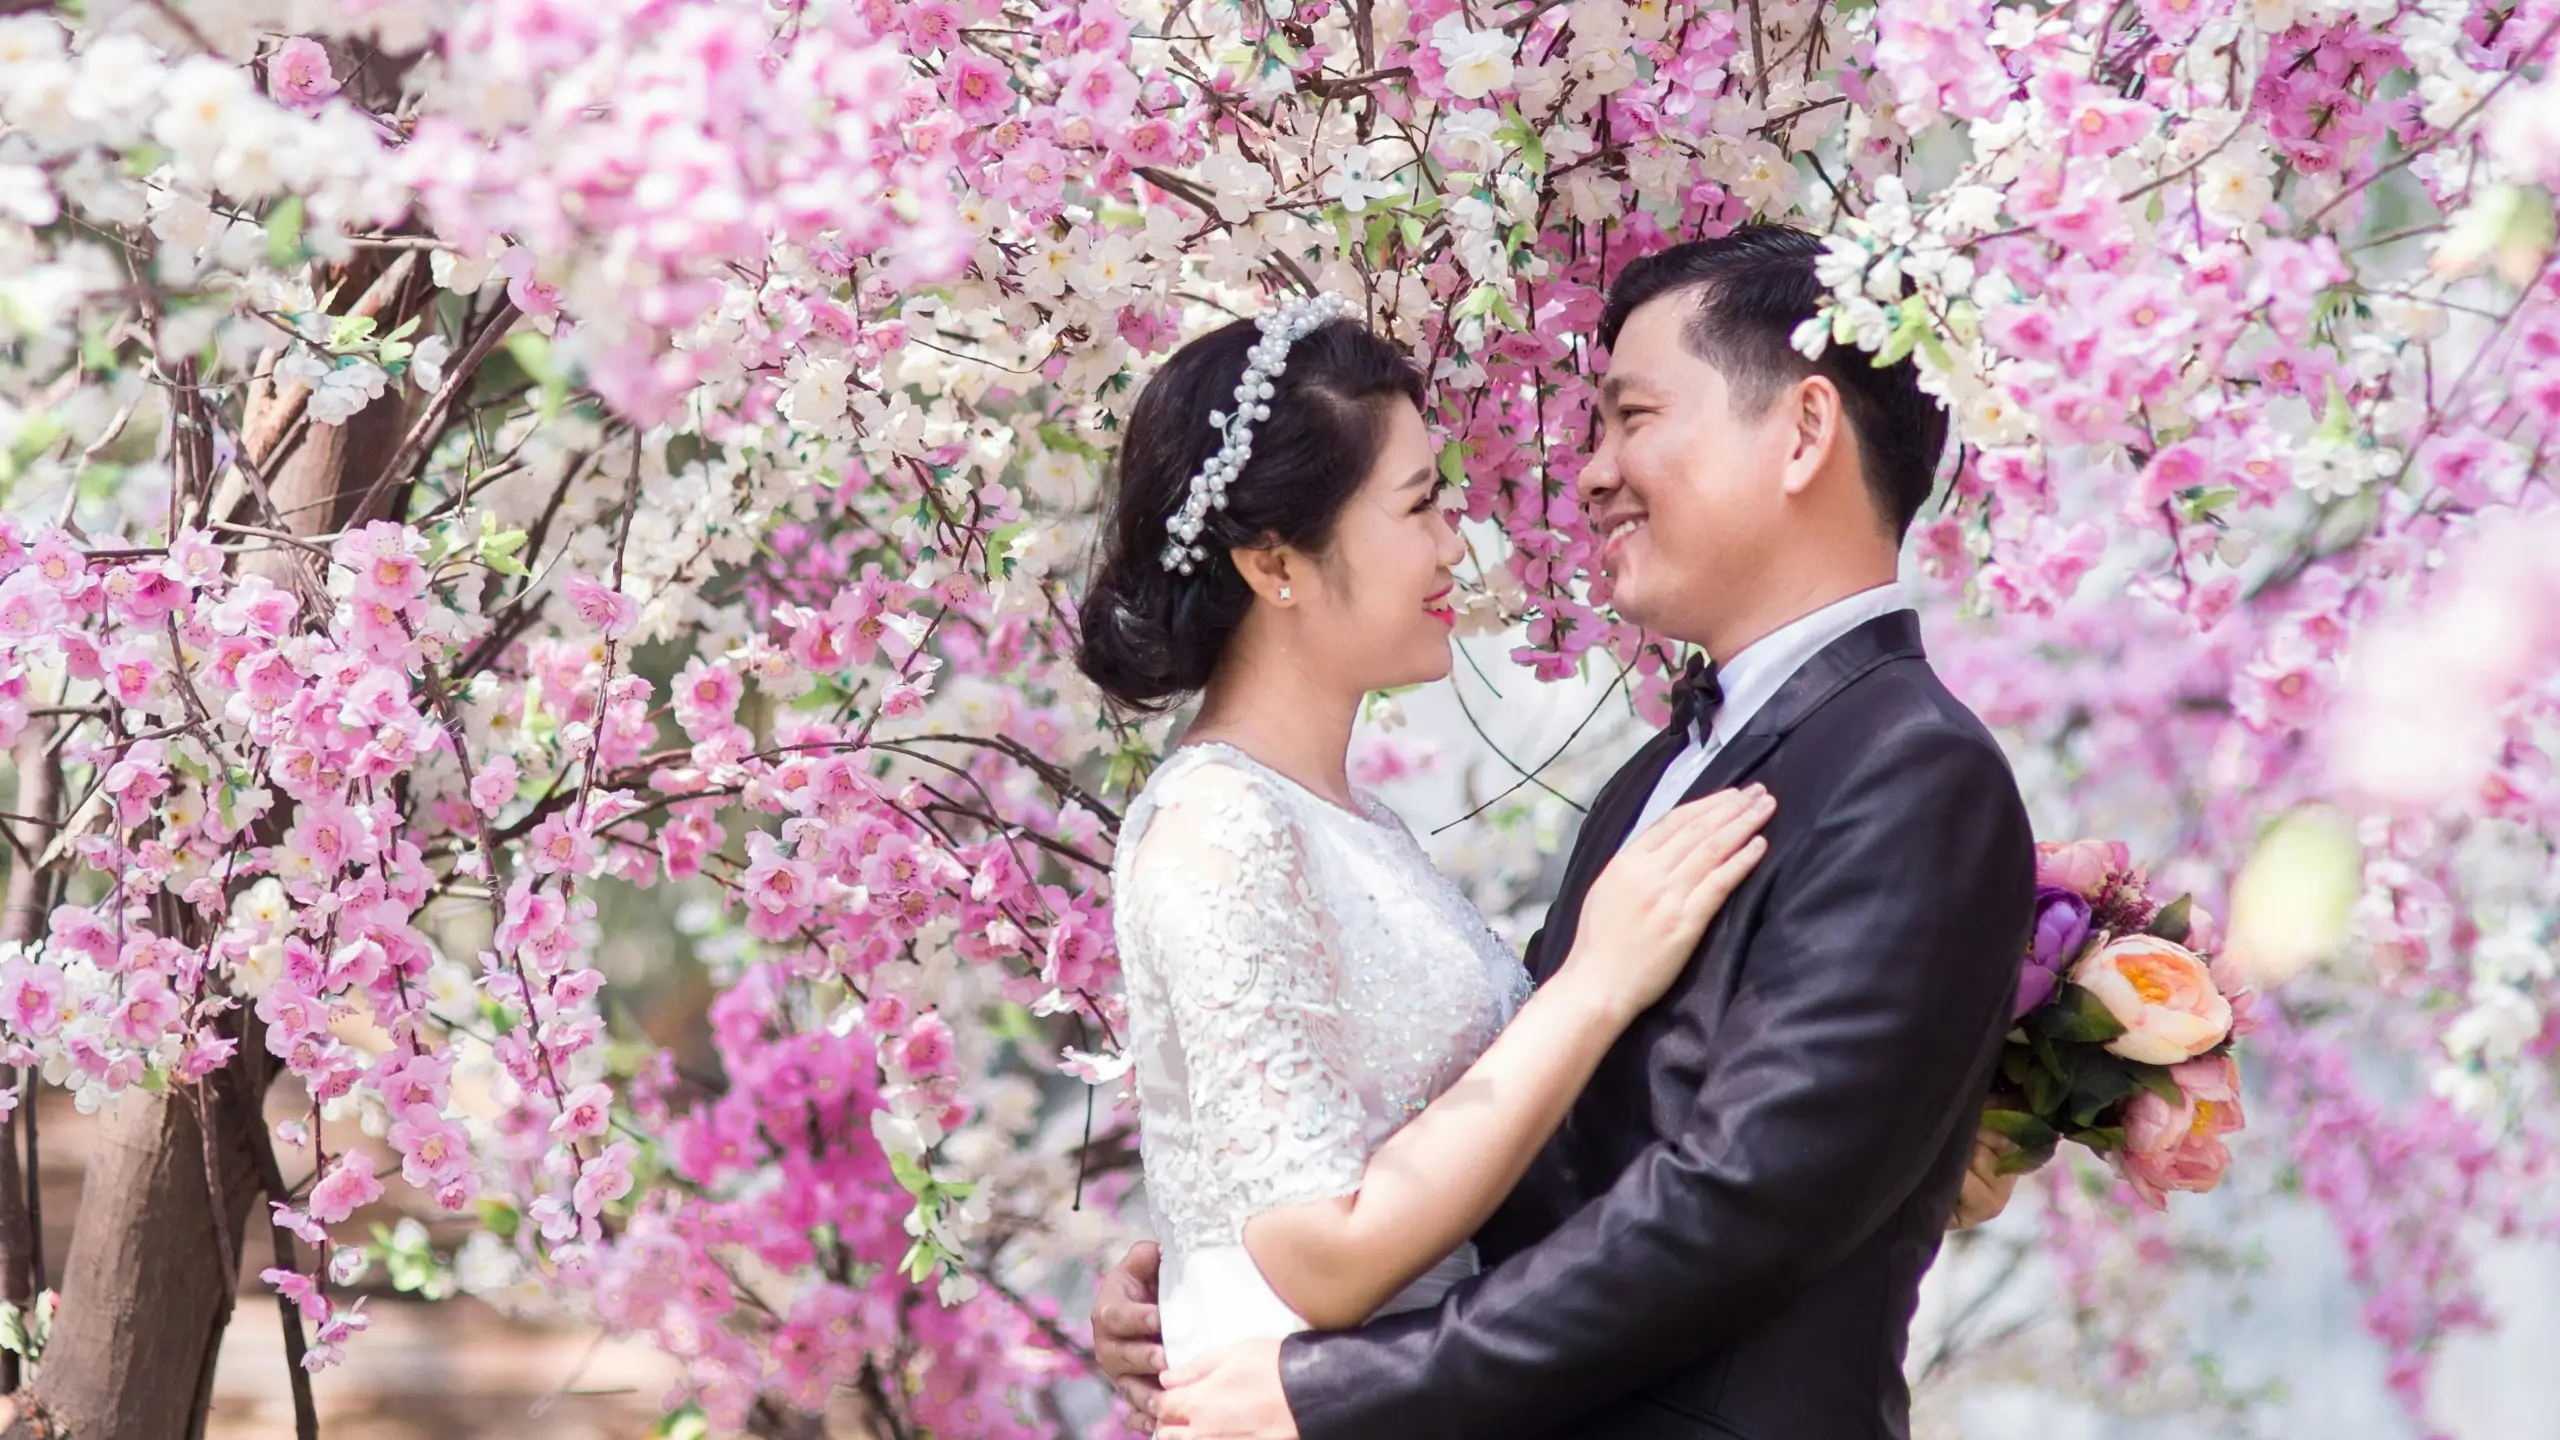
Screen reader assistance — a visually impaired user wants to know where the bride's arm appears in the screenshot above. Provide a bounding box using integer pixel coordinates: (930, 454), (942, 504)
(1242, 787), (1773, 1331)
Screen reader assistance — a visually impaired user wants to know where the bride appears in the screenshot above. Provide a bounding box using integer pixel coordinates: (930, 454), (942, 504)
(1074, 295), (1773, 1369)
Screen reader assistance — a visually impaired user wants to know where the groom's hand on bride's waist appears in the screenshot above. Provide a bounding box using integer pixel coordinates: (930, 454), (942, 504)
(1159, 1339), (1295, 1440)
(1094, 1241), (1169, 1431)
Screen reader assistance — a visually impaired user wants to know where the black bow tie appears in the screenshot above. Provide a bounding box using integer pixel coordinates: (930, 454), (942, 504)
(1669, 653), (1723, 737)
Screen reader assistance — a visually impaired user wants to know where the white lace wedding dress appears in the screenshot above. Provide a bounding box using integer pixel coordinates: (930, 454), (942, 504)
(1111, 742), (1533, 1367)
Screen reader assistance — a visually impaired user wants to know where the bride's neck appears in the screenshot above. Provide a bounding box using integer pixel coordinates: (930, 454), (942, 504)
(1185, 646), (1362, 811)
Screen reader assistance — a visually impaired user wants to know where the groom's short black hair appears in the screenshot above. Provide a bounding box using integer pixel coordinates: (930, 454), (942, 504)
(1597, 224), (1951, 540)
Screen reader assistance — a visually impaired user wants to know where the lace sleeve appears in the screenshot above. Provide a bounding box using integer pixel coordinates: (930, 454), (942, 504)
(1124, 762), (1371, 1241)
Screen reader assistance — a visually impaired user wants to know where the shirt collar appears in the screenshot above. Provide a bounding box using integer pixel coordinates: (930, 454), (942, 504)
(1694, 582), (1911, 748)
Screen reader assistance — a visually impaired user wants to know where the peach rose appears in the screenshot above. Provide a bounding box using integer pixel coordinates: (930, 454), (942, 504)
(2034, 839), (2131, 899)
(2072, 934), (2233, 1065)
(2116, 1055), (2245, 1210)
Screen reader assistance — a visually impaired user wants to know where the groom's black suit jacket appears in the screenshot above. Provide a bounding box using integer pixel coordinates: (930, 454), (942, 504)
(1279, 611), (2035, 1440)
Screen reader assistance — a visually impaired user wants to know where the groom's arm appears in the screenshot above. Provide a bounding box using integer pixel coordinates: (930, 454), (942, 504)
(1277, 720), (2034, 1440)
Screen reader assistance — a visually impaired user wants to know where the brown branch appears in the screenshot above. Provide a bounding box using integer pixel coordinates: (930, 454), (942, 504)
(1304, 65), (1412, 99)
(1756, 94), (1848, 137)
(245, 1116), (320, 1440)
(1133, 165), (1226, 219)
(857, 1358), (917, 1440)
(19, 1067), (39, 1299)
(1745, 0), (1769, 106)
(206, 521), (338, 560)
(886, 732), (1122, 831)
(346, 294), (522, 530)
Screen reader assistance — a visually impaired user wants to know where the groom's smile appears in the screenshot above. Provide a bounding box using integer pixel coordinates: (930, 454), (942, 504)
(1581, 257), (1902, 666)
(1581, 295), (1767, 650)
(1598, 513), (1646, 566)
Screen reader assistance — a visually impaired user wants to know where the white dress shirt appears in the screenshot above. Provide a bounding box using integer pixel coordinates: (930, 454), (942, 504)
(1627, 583), (1912, 838)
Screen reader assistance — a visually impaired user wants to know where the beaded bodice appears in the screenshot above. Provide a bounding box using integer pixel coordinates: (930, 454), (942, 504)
(1111, 743), (1533, 1255)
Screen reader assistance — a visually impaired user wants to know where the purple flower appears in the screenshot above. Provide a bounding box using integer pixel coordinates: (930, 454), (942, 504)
(2015, 886), (2094, 1020)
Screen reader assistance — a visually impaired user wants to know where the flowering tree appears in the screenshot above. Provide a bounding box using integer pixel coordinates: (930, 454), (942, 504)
(0, 0), (2554, 1435)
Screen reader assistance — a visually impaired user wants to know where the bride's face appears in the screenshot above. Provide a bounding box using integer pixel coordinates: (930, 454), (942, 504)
(1298, 399), (1466, 691)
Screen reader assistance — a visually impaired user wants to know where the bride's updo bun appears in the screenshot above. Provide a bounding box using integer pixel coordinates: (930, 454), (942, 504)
(1076, 313), (1424, 713)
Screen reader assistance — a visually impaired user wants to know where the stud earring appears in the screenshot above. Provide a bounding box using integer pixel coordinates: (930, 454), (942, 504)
(1277, 586), (1292, 601)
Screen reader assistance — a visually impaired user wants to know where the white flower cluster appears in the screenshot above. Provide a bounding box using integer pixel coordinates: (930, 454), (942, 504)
(2431, 908), (2556, 1120)
(1160, 290), (1356, 574)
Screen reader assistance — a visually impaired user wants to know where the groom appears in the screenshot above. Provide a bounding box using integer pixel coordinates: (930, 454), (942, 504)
(1094, 225), (2036, 1440)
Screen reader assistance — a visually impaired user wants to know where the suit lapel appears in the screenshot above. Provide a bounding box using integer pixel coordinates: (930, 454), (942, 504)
(1689, 730), (1780, 797)
(1676, 609), (1925, 805)
(1528, 611), (1927, 984)
(1528, 723), (1688, 983)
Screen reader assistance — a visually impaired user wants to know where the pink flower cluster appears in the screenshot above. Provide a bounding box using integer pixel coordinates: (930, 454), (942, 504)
(405, 0), (971, 420)
(0, 494), (1128, 1423)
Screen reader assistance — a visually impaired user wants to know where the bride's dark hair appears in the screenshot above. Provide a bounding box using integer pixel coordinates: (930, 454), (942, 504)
(1076, 314), (1424, 713)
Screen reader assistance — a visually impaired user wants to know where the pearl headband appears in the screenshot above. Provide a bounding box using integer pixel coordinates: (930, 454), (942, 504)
(1160, 291), (1358, 574)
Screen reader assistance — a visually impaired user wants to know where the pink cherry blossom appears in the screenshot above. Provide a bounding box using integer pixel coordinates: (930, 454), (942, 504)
(263, 37), (339, 109)
(0, 960), (67, 1039)
(560, 572), (639, 640)
(553, 1081), (613, 1141)
(306, 1155), (384, 1225)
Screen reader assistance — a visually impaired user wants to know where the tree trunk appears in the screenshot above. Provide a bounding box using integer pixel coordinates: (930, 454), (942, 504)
(7, 245), (431, 1438)
(0, 718), (59, 1395)
(22, 1082), (264, 1440)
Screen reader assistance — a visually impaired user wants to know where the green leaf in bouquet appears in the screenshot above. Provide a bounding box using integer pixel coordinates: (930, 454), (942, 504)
(2148, 894), (2194, 945)
(2130, 1064), (2188, 1107)
(2034, 983), (2129, 1044)
(2066, 1124), (2127, 1153)
(1978, 1109), (2058, 1152)
(2022, 1060), (2067, 1117)
(1996, 1140), (2058, 1176)
(2065, 1063), (2136, 1128)
(2028, 1028), (2068, 1082)
(1998, 1048), (2038, 1090)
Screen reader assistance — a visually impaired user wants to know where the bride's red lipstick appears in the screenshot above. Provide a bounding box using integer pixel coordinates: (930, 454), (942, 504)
(1424, 585), (1456, 627)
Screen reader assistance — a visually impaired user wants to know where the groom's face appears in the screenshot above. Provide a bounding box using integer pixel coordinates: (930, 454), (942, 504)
(1581, 292), (1794, 646)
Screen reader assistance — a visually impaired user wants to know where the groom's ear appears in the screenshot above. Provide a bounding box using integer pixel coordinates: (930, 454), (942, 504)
(1777, 375), (1846, 499)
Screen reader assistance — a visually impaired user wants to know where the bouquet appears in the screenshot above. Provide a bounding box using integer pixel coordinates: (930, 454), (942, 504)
(1984, 841), (2257, 1210)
